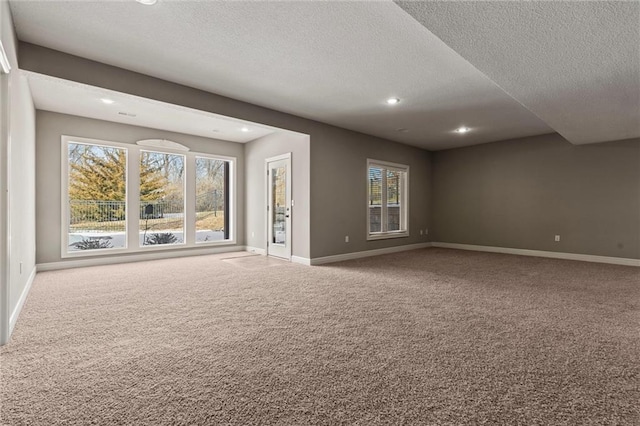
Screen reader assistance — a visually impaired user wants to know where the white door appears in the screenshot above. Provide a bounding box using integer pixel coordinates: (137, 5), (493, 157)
(266, 154), (291, 260)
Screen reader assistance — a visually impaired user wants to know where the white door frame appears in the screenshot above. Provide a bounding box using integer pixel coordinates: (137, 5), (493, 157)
(265, 153), (292, 260)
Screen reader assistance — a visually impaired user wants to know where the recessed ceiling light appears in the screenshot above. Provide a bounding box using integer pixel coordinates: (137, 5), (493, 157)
(396, 128), (409, 133)
(240, 127), (250, 133)
(101, 98), (115, 105)
(212, 129), (220, 133)
(118, 112), (137, 117)
(136, 0), (157, 5)
(386, 98), (400, 105)
(455, 126), (471, 134)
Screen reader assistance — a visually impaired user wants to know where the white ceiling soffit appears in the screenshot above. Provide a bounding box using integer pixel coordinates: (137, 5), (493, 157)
(9, 1), (552, 151)
(24, 72), (276, 143)
(396, 1), (640, 145)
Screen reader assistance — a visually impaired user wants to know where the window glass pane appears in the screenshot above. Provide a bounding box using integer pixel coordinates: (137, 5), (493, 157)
(272, 165), (287, 244)
(387, 169), (402, 232)
(140, 151), (185, 246)
(195, 157), (228, 243)
(369, 166), (383, 233)
(67, 143), (126, 251)
(368, 162), (408, 237)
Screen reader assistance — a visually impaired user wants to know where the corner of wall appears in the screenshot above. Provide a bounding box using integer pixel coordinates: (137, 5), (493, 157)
(1, 3), (38, 344)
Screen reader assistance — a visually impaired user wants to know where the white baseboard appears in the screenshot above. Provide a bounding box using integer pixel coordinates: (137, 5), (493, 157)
(37, 245), (246, 272)
(245, 246), (266, 256)
(291, 256), (311, 266)
(432, 242), (640, 267)
(310, 242), (432, 265)
(9, 266), (36, 333)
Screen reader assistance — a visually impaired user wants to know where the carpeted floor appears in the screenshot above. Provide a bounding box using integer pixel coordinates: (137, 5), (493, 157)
(1, 248), (638, 425)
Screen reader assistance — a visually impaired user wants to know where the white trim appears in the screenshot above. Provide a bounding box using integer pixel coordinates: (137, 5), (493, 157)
(0, 69), (11, 345)
(38, 245), (245, 272)
(138, 148), (187, 248)
(366, 158), (409, 171)
(194, 153), (237, 244)
(246, 246), (266, 256)
(310, 243), (432, 265)
(367, 232), (409, 241)
(264, 152), (292, 163)
(61, 136), (132, 257)
(291, 255), (311, 266)
(9, 267), (36, 333)
(366, 158), (409, 241)
(432, 242), (640, 267)
(265, 153), (292, 261)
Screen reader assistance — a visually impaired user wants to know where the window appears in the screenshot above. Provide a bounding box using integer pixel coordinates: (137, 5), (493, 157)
(195, 156), (231, 243)
(140, 151), (185, 246)
(62, 136), (236, 257)
(65, 141), (128, 252)
(367, 159), (409, 240)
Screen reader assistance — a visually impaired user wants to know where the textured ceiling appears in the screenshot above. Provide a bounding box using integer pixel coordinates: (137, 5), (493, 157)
(26, 72), (277, 143)
(9, 0), (552, 150)
(396, 1), (640, 145)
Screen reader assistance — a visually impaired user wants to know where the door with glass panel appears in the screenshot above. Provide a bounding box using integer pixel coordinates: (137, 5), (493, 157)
(266, 154), (291, 260)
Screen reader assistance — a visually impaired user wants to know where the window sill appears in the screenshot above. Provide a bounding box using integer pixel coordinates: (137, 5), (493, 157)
(367, 232), (409, 241)
(62, 240), (236, 258)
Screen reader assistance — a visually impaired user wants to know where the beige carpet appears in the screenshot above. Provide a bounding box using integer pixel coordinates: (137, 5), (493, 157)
(1, 248), (638, 425)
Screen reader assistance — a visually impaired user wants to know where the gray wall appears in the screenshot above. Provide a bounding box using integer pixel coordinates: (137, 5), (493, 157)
(21, 42), (637, 263)
(245, 132), (310, 259)
(21, 43), (432, 260)
(432, 133), (640, 259)
(36, 111), (245, 265)
(310, 128), (431, 258)
(1, 0), (37, 344)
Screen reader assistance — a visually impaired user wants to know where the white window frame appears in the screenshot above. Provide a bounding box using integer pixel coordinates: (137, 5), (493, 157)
(61, 135), (236, 258)
(61, 136), (131, 257)
(138, 148), (187, 249)
(193, 154), (236, 245)
(366, 159), (409, 241)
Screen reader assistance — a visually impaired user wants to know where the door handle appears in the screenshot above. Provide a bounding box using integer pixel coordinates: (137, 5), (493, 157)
(285, 215), (290, 218)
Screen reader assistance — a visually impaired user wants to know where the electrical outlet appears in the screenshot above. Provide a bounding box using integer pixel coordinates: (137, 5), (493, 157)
(345, 236), (349, 243)
(419, 229), (423, 235)
(554, 235), (560, 242)
(425, 229), (429, 235)
(20, 262), (23, 274)
(251, 232), (255, 238)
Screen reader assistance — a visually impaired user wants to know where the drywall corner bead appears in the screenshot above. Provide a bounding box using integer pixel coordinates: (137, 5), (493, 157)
(0, 40), (11, 74)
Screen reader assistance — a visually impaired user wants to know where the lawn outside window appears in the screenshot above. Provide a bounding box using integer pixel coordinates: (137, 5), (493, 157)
(367, 159), (409, 240)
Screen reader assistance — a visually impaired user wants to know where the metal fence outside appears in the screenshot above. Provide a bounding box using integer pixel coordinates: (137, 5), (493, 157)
(69, 199), (183, 233)
(70, 200), (126, 224)
(70, 191), (222, 231)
